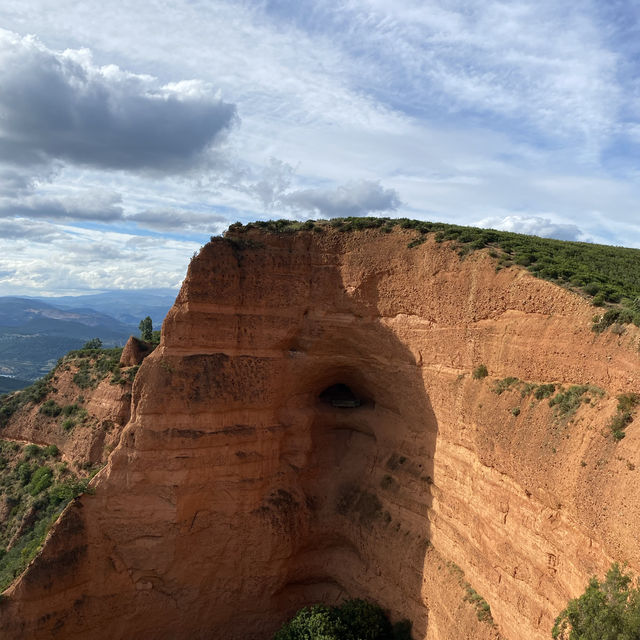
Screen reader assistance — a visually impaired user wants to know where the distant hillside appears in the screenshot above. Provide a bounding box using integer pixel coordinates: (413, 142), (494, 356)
(29, 289), (178, 327)
(0, 298), (136, 382)
(0, 297), (134, 331)
(0, 377), (30, 395)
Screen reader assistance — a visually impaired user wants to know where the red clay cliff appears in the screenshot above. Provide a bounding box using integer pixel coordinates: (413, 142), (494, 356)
(0, 227), (638, 640)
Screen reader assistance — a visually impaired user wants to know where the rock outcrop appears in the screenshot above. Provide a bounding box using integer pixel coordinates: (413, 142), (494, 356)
(0, 228), (638, 640)
(119, 336), (154, 367)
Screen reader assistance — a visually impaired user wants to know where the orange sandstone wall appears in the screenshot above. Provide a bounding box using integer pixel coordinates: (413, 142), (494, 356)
(1, 229), (638, 640)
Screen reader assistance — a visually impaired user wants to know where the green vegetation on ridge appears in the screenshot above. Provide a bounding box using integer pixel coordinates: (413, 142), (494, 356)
(0, 373), (54, 429)
(226, 218), (640, 327)
(0, 346), (127, 431)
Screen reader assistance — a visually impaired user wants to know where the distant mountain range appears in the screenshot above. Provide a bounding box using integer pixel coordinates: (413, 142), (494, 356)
(0, 289), (177, 385)
(28, 288), (178, 327)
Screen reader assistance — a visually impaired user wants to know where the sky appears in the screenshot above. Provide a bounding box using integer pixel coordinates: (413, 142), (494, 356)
(0, 0), (639, 296)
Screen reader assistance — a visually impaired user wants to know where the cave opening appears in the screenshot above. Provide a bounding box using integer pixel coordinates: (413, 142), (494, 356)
(319, 383), (362, 408)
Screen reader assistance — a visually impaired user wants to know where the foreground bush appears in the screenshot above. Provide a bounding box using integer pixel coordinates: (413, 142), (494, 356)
(552, 563), (640, 639)
(273, 599), (411, 640)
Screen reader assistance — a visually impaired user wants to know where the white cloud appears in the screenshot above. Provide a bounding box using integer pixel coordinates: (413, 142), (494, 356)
(246, 160), (400, 218)
(0, 1), (638, 295)
(0, 225), (199, 295)
(0, 218), (65, 242)
(334, 0), (621, 150)
(474, 215), (589, 242)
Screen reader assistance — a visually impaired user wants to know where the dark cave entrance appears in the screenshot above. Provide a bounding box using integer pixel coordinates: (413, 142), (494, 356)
(319, 383), (362, 408)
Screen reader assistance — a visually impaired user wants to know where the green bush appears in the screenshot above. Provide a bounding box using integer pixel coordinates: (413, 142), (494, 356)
(472, 365), (489, 380)
(274, 604), (347, 640)
(552, 563), (640, 639)
(24, 444), (42, 459)
(338, 599), (395, 640)
(61, 403), (80, 417)
(72, 367), (93, 389)
(464, 586), (493, 623)
(593, 308), (639, 333)
(617, 393), (640, 414)
(39, 399), (62, 417)
(48, 478), (90, 507)
(124, 365), (140, 382)
(43, 445), (59, 458)
(534, 384), (556, 400)
(16, 462), (32, 486)
(492, 377), (520, 395)
(608, 393), (639, 441)
(27, 466), (53, 496)
(273, 599), (411, 640)
(549, 385), (603, 418)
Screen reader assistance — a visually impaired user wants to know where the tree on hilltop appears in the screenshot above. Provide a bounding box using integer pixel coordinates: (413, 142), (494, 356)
(139, 316), (153, 342)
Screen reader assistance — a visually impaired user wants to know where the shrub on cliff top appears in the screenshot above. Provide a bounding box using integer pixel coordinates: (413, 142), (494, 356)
(552, 563), (640, 639)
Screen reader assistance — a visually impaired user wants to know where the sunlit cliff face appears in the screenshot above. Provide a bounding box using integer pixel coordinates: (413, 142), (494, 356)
(1, 228), (639, 640)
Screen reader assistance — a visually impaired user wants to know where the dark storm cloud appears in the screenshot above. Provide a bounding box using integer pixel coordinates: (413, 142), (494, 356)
(0, 30), (238, 172)
(0, 168), (37, 196)
(281, 180), (401, 217)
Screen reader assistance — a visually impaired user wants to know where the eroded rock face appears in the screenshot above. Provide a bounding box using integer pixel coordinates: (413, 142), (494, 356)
(1, 360), (133, 468)
(1, 229), (639, 640)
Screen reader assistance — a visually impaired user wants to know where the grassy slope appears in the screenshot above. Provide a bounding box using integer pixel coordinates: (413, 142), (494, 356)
(0, 440), (93, 590)
(0, 346), (141, 591)
(226, 218), (640, 329)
